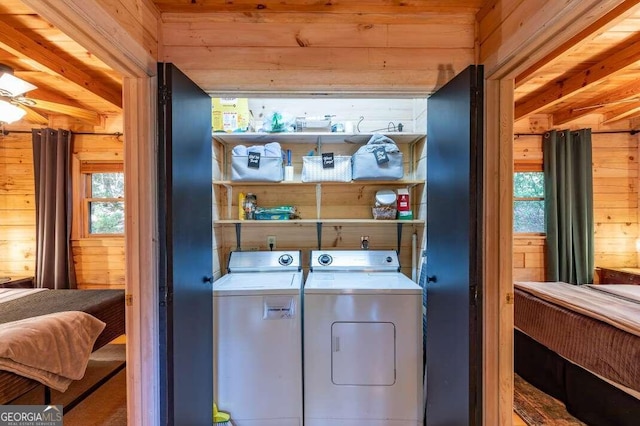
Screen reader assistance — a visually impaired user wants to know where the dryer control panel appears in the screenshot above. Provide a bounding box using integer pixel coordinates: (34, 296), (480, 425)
(310, 250), (400, 272)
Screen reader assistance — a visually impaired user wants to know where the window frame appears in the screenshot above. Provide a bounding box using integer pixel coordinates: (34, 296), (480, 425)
(513, 163), (545, 236)
(73, 160), (124, 238)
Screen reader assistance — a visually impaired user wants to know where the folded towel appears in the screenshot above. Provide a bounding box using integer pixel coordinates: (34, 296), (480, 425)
(265, 142), (282, 157)
(0, 311), (106, 392)
(232, 145), (247, 156)
(247, 145), (265, 155)
(358, 133), (400, 153)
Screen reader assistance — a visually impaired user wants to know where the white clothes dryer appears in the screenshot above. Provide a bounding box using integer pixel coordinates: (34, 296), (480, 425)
(213, 250), (303, 426)
(304, 250), (423, 426)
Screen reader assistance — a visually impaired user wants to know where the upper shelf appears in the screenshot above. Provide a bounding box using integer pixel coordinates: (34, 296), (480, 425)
(213, 179), (425, 186)
(212, 132), (425, 145)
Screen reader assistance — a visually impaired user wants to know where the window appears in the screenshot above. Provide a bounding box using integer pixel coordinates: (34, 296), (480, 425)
(513, 171), (545, 233)
(80, 162), (124, 236)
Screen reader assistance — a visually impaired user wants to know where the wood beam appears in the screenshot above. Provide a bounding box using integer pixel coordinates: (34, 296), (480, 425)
(19, 105), (48, 125)
(552, 79), (640, 125)
(514, 30), (640, 120)
(484, 77), (515, 426)
(21, 84), (97, 109)
(123, 75), (159, 426)
(29, 99), (100, 125)
(161, 11), (477, 25)
(480, 0), (626, 80)
(20, 0), (158, 78)
(602, 103), (640, 124)
(0, 21), (122, 108)
(515, 0), (640, 86)
(153, 0), (485, 14)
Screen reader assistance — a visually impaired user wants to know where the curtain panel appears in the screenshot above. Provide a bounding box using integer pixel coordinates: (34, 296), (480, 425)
(32, 128), (76, 289)
(543, 129), (594, 285)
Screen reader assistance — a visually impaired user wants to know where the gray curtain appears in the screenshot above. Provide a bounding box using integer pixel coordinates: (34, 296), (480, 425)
(32, 128), (76, 289)
(543, 129), (594, 284)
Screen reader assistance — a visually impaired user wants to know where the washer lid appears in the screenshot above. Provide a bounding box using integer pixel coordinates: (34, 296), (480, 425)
(213, 271), (303, 296)
(304, 272), (422, 294)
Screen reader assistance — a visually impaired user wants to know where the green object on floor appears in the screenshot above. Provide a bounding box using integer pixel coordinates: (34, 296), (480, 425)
(213, 403), (232, 425)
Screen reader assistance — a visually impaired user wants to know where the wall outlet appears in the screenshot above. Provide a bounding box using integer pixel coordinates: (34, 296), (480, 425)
(267, 235), (277, 249)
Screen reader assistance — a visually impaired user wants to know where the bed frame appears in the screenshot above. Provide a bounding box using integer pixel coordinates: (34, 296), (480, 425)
(0, 289), (125, 406)
(515, 286), (640, 426)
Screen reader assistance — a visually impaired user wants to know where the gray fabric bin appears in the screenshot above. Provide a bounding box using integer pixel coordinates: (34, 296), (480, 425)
(231, 155), (283, 182)
(352, 134), (404, 180)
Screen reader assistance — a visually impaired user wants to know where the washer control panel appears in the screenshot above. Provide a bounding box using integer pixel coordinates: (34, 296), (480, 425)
(228, 250), (301, 272)
(310, 250), (400, 272)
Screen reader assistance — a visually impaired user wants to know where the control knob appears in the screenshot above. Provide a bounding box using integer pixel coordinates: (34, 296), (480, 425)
(318, 254), (333, 266)
(278, 254), (293, 266)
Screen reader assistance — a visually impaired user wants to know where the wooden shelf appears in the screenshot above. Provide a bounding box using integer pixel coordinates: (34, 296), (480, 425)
(214, 219), (424, 225)
(212, 179), (425, 186)
(212, 132), (425, 145)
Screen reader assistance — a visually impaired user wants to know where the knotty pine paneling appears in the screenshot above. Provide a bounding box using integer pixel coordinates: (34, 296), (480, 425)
(513, 118), (639, 279)
(160, 13), (475, 94)
(0, 134), (35, 278)
(0, 132), (125, 289)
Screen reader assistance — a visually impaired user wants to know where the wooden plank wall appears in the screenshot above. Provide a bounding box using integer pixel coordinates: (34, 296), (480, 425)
(513, 115), (639, 281)
(160, 11), (475, 94)
(0, 131), (125, 289)
(0, 133), (35, 277)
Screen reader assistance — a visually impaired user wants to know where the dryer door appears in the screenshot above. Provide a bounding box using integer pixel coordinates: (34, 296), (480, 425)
(331, 321), (396, 386)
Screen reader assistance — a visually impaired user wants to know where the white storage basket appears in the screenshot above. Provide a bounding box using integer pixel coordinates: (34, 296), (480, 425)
(301, 155), (352, 182)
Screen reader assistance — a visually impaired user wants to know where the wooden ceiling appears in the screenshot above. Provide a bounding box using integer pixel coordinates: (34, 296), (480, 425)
(2, 0), (640, 128)
(0, 0), (122, 128)
(513, 0), (640, 128)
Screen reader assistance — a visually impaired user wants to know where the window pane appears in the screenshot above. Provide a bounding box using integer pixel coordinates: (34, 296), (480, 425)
(90, 201), (124, 234)
(91, 173), (124, 198)
(514, 172), (544, 197)
(514, 200), (545, 233)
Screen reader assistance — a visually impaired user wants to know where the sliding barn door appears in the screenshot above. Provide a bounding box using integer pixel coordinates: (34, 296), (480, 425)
(157, 62), (213, 425)
(425, 65), (484, 426)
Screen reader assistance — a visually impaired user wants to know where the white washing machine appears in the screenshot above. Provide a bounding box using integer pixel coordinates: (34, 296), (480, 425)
(213, 250), (303, 426)
(304, 250), (423, 426)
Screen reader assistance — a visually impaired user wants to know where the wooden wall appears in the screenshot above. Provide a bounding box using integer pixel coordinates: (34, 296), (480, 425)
(0, 131), (125, 289)
(0, 133), (35, 277)
(160, 11), (475, 94)
(513, 115), (639, 281)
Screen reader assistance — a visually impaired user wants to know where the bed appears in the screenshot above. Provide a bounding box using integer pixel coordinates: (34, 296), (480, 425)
(515, 281), (640, 426)
(0, 288), (125, 405)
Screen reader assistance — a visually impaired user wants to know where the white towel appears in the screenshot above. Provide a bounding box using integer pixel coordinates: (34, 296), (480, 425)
(247, 145), (265, 155)
(232, 145), (247, 156)
(265, 142), (282, 157)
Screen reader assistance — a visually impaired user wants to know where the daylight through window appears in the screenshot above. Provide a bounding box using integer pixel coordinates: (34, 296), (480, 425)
(513, 171), (545, 234)
(81, 162), (124, 236)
